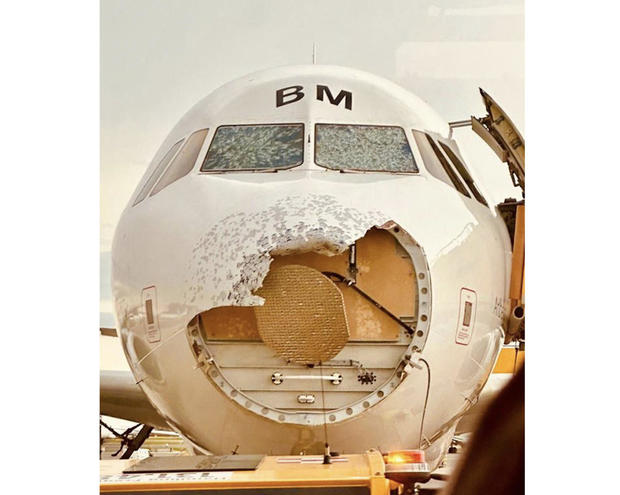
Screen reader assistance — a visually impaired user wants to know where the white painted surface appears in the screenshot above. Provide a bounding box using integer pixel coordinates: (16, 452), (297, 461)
(111, 66), (512, 470)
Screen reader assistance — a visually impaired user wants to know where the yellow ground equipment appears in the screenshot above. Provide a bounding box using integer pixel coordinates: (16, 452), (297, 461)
(100, 450), (431, 494)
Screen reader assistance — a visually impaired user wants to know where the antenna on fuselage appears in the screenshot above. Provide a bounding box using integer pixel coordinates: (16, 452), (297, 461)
(312, 43), (317, 64)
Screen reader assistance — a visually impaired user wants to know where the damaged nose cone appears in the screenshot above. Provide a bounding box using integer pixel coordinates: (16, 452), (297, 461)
(185, 197), (433, 427)
(255, 264), (350, 363)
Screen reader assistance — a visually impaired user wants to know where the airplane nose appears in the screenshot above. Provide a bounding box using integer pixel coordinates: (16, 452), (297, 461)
(185, 200), (433, 426)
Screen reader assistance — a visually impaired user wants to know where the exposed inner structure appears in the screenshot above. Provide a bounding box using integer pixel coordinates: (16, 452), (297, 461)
(254, 264), (350, 363)
(187, 226), (431, 425)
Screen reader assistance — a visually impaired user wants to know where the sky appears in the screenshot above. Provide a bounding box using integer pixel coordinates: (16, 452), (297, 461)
(100, 0), (524, 328)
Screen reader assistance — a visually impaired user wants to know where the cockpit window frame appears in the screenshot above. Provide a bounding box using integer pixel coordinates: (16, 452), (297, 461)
(313, 123), (419, 174)
(199, 123), (305, 173)
(438, 140), (489, 207)
(132, 138), (185, 206)
(150, 128), (209, 197)
(417, 132), (471, 198)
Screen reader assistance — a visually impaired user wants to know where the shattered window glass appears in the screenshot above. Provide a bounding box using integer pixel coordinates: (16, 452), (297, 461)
(315, 124), (417, 172)
(201, 124), (304, 171)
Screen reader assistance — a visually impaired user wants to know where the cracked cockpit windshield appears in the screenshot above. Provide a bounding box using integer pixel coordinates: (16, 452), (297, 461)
(315, 124), (418, 173)
(201, 123), (304, 171)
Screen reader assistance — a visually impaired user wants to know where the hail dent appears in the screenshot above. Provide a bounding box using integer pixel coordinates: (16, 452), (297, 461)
(185, 194), (389, 311)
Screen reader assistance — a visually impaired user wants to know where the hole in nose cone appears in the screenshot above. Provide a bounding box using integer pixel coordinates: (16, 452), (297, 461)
(188, 223), (433, 426)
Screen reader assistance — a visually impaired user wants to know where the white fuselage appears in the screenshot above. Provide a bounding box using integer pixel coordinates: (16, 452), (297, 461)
(111, 65), (511, 469)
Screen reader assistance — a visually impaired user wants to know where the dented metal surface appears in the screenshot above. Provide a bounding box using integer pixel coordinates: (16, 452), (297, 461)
(186, 194), (389, 310)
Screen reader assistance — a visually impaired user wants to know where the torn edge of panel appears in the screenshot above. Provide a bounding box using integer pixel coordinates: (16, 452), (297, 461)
(185, 194), (390, 311)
